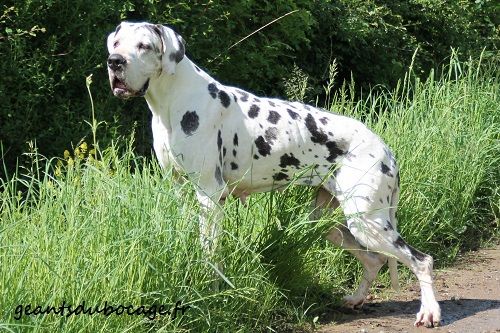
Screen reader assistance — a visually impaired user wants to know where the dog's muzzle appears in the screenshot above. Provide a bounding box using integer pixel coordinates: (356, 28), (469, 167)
(108, 53), (149, 98)
(107, 54), (126, 71)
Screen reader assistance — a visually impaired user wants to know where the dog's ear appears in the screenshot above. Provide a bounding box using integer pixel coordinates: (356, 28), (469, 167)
(154, 24), (185, 75)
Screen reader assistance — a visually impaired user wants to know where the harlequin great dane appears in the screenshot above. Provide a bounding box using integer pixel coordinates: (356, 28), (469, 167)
(106, 22), (441, 327)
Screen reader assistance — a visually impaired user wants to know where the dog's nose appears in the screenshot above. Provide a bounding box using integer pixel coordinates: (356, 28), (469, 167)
(107, 54), (126, 71)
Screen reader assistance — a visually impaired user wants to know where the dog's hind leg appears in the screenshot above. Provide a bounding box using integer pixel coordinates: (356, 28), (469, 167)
(328, 166), (441, 327)
(313, 188), (387, 308)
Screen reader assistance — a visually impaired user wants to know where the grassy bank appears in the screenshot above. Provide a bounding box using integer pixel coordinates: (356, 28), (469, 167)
(0, 56), (498, 332)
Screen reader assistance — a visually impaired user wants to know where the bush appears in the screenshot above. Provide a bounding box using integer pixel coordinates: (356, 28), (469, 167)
(298, 0), (499, 99)
(1, 0), (497, 178)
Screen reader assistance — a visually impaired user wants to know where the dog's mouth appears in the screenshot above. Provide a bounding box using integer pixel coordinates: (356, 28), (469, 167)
(111, 77), (150, 98)
(112, 77), (128, 94)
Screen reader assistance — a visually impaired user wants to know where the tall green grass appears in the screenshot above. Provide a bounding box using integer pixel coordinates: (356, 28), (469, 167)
(1, 56), (498, 332)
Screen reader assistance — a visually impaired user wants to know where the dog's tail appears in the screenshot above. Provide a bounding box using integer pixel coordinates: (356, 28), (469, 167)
(388, 182), (400, 291)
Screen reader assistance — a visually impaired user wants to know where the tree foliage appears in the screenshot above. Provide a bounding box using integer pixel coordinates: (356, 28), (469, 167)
(0, 0), (497, 177)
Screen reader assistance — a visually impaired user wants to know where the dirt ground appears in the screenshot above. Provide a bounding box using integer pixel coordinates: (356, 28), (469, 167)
(317, 244), (500, 333)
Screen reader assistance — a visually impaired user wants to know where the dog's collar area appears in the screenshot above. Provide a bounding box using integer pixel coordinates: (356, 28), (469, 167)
(138, 78), (150, 96)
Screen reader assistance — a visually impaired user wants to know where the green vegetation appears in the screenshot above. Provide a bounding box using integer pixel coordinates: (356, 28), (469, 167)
(1, 0), (498, 177)
(1, 56), (498, 332)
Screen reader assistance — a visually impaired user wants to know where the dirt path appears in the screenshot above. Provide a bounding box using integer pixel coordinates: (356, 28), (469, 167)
(317, 245), (500, 333)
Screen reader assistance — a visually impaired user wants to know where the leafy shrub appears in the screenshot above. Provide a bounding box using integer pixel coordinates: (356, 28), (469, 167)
(1, 0), (497, 178)
(297, 0), (499, 100)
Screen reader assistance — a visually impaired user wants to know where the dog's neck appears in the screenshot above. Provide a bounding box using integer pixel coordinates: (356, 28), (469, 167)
(144, 57), (214, 118)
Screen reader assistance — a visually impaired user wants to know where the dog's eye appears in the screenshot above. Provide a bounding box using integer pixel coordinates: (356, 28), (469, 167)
(113, 40), (119, 48)
(138, 43), (152, 51)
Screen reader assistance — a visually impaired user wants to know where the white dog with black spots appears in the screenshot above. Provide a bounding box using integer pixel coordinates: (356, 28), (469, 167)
(106, 22), (441, 327)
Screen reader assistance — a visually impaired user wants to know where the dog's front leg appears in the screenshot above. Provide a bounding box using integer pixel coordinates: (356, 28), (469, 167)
(195, 189), (228, 290)
(196, 191), (224, 255)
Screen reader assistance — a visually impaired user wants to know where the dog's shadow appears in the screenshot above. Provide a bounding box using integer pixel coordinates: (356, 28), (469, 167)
(319, 298), (500, 327)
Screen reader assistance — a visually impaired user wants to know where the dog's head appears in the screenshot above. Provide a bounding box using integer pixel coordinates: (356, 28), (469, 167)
(106, 22), (185, 98)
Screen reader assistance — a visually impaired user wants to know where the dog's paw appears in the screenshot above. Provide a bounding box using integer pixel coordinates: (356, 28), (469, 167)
(414, 301), (441, 328)
(342, 294), (365, 309)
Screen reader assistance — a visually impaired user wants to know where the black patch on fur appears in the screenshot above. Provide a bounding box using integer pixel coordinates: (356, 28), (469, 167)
(248, 104), (260, 118)
(169, 51), (183, 63)
(264, 127), (278, 144)
(230, 162), (238, 170)
(236, 90), (249, 102)
(232, 149), (237, 157)
(386, 220), (394, 230)
(208, 83), (218, 99)
(114, 24), (122, 36)
(223, 147), (227, 157)
(319, 117), (328, 125)
(217, 130), (223, 151)
(273, 172), (289, 181)
(384, 147), (397, 165)
(408, 245), (427, 262)
(218, 90), (231, 108)
(325, 141), (345, 162)
(255, 136), (271, 156)
(180, 111), (199, 136)
(287, 109), (300, 120)
(394, 236), (406, 249)
(279, 153), (301, 169)
(268, 101), (276, 107)
(194, 65), (201, 72)
(215, 165), (223, 185)
(267, 110), (281, 124)
(381, 162), (394, 177)
(369, 153), (375, 158)
(253, 154), (259, 160)
(233, 133), (239, 146)
(305, 113), (328, 144)
(232, 93), (237, 103)
(173, 32), (185, 63)
(393, 237), (427, 262)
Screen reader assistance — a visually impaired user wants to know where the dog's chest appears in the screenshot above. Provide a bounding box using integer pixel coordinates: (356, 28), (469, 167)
(151, 109), (218, 173)
(151, 113), (183, 171)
